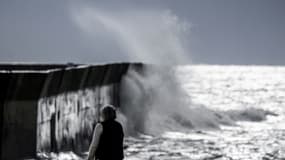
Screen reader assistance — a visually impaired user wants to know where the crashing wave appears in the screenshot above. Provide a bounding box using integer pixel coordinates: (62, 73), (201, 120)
(119, 65), (277, 135)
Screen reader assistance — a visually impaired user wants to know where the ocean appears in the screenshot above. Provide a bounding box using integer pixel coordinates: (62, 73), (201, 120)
(123, 65), (285, 160)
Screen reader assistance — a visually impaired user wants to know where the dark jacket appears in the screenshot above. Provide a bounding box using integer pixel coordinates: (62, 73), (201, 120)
(95, 120), (124, 160)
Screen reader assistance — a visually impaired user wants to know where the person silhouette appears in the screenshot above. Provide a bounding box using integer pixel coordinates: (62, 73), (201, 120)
(87, 105), (124, 160)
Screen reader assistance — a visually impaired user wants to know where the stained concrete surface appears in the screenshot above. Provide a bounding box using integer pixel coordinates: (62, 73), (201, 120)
(0, 63), (142, 160)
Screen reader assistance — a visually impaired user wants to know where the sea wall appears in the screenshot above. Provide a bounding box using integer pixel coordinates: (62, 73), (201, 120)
(0, 63), (142, 160)
(0, 71), (47, 160)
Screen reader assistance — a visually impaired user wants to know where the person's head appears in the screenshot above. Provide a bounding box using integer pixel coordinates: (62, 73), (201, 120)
(100, 104), (117, 122)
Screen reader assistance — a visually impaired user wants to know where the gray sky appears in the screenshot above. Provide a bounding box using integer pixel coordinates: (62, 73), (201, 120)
(0, 0), (284, 65)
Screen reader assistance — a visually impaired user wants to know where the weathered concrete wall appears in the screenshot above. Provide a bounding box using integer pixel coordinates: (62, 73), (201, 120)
(37, 85), (118, 153)
(0, 63), (142, 160)
(1, 72), (47, 160)
(36, 64), (130, 153)
(0, 73), (11, 160)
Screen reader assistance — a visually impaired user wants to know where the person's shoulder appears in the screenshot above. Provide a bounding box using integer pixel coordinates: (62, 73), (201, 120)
(95, 123), (103, 131)
(114, 120), (123, 128)
(114, 120), (122, 125)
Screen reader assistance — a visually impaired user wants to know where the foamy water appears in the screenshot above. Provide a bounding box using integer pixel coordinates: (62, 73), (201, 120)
(123, 65), (285, 160)
(38, 65), (285, 160)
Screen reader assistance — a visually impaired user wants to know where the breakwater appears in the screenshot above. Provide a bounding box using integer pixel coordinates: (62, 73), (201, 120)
(0, 63), (142, 160)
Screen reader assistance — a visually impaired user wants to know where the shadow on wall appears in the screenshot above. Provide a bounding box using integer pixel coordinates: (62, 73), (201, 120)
(0, 63), (142, 160)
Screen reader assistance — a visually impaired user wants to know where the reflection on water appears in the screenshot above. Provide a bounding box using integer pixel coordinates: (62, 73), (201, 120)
(125, 126), (285, 160)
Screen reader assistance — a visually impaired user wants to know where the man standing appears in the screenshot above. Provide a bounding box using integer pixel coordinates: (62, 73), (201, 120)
(88, 105), (124, 160)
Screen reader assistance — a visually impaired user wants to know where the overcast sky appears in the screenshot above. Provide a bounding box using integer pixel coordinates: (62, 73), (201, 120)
(0, 0), (284, 65)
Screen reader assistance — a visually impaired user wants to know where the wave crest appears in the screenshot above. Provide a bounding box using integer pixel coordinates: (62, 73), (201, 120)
(119, 65), (277, 135)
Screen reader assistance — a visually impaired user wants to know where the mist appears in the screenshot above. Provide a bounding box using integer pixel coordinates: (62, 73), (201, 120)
(71, 4), (191, 65)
